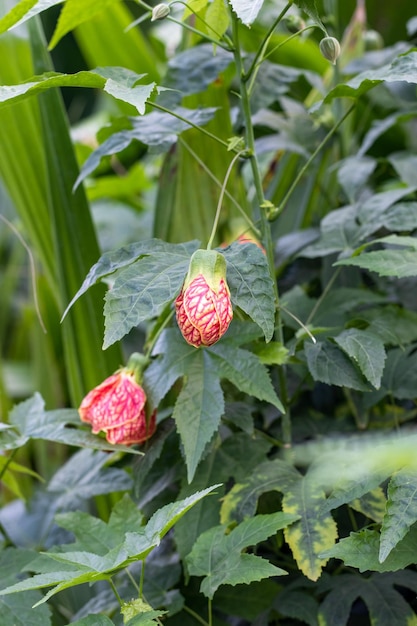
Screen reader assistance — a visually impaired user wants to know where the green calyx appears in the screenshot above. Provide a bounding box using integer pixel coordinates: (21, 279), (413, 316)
(125, 352), (149, 383)
(184, 249), (228, 292)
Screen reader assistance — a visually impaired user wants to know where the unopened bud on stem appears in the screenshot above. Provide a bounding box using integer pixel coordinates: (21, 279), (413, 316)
(151, 3), (170, 21)
(319, 36), (341, 65)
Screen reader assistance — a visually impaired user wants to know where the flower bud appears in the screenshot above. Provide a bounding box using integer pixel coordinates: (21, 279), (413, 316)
(79, 354), (156, 445)
(151, 3), (170, 21)
(284, 14), (306, 34)
(363, 29), (383, 51)
(175, 249), (233, 348)
(319, 36), (341, 65)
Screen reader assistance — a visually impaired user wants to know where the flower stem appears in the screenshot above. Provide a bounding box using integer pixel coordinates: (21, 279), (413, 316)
(179, 137), (259, 234)
(147, 101), (231, 150)
(231, 10), (290, 441)
(244, 1), (292, 84)
(184, 605), (210, 626)
(206, 149), (245, 250)
(276, 103), (356, 218)
(109, 578), (123, 607)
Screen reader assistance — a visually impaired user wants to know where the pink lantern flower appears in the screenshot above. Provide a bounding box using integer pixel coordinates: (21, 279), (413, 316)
(176, 249), (233, 348)
(79, 354), (156, 446)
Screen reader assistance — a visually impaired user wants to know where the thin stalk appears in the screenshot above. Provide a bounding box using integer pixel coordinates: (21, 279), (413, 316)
(126, 568), (140, 594)
(207, 150), (245, 249)
(280, 304), (316, 344)
(231, 11), (290, 442)
(139, 559), (145, 598)
(244, 2), (292, 83)
(0, 449), (17, 482)
(277, 103), (356, 217)
(135, 0), (232, 50)
(184, 605), (210, 626)
(147, 101), (230, 150)
(208, 598), (213, 626)
(109, 578), (123, 607)
(170, 0), (234, 47)
(0, 214), (46, 333)
(179, 137), (258, 234)
(144, 310), (174, 359)
(305, 267), (341, 326)
(248, 25), (317, 95)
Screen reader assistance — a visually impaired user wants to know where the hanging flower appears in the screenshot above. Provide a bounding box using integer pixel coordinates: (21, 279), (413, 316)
(79, 354), (156, 446)
(176, 249), (233, 348)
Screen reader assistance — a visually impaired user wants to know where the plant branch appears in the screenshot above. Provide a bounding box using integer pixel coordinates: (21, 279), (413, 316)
(179, 137), (259, 234)
(147, 101), (231, 150)
(207, 149), (245, 249)
(276, 103), (356, 218)
(244, 1), (292, 83)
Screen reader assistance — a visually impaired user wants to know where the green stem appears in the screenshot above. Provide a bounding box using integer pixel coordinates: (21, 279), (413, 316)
(144, 310), (174, 359)
(139, 559), (145, 598)
(276, 103), (356, 217)
(179, 138), (259, 234)
(305, 267), (341, 326)
(147, 101), (231, 150)
(170, 0), (234, 48)
(207, 150), (245, 249)
(184, 605), (210, 626)
(244, 1), (292, 83)
(208, 598), (213, 626)
(126, 568), (140, 594)
(109, 578), (123, 607)
(0, 449), (17, 482)
(231, 11), (290, 443)
(135, 0), (233, 50)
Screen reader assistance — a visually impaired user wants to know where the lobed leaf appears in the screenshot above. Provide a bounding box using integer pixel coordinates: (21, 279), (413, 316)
(0, 67), (155, 113)
(186, 512), (297, 598)
(305, 341), (370, 391)
(74, 108), (218, 189)
(334, 328), (386, 389)
(321, 50), (417, 104)
(320, 525), (417, 573)
(222, 241), (275, 342)
(225, 0), (264, 26)
(208, 343), (284, 411)
(103, 241), (198, 348)
(335, 248), (417, 278)
(172, 350), (224, 482)
(379, 469), (417, 563)
(283, 475), (338, 581)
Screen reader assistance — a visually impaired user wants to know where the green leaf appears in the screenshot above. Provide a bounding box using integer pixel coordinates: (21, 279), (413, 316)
(321, 50), (417, 104)
(293, 0), (326, 34)
(64, 239), (199, 317)
(103, 240), (198, 348)
(1, 393), (142, 454)
(360, 305), (417, 346)
(172, 350), (224, 482)
(222, 241), (275, 342)
(350, 487), (386, 524)
(283, 475), (338, 581)
(305, 341), (370, 391)
(276, 590), (319, 626)
(0, 67), (155, 114)
(47, 449), (132, 507)
(335, 248), (417, 278)
(320, 524), (417, 573)
(208, 343), (284, 411)
(380, 346), (417, 400)
(334, 329), (386, 389)
(74, 108), (218, 189)
(206, 0), (230, 39)
(48, 0), (120, 50)
(379, 470), (417, 563)
(220, 458), (300, 524)
(228, 0), (264, 26)
(175, 432), (271, 560)
(0, 0), (37, 35)
(337, 156), (377, 203)
(186, 512), (297, 598)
